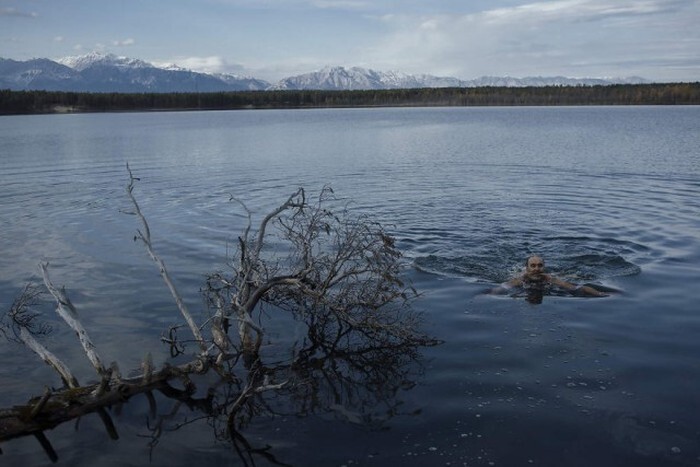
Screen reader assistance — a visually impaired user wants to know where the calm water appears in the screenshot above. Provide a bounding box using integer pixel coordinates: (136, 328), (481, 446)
(1, 106), (699, 466)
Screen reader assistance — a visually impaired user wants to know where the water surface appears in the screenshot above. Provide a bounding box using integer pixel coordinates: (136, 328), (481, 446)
(1, 106), (699, 466)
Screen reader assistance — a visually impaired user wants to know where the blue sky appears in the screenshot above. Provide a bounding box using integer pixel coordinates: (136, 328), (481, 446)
(1, 0), (698, 82)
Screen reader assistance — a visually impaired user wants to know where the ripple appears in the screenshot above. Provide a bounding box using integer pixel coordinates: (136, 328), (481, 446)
(2, 107), (700, 466)
(413, 234), (643, 284)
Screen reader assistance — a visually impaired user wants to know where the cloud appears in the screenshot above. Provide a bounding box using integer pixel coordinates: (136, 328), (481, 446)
(153, 56), (248, 75)
(311, 0), (372, 9)
(362, 0), (700, 79)
(480, 0), (690, 24)
(0, 7), (38, 17)
(112, 38), (136, 47)
(173, 56), (227, 73)
(208, 0), (381, 12)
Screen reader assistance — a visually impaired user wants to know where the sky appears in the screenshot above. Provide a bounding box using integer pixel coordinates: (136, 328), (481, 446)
(1, 0), (699, 82)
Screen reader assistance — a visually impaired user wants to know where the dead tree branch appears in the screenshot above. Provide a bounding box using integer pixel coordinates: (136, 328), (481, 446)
(205, 185), (422, 357)
(18, 328), (80, 389)
(40, 263), (107, 378)
(125, 164), (207, 354)
(4, 283), (79, 388)
(0, 359), (209, 444)
(1, 172), (433, 464)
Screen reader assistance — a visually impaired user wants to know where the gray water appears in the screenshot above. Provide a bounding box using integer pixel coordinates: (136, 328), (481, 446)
(1, 106), (699, 466)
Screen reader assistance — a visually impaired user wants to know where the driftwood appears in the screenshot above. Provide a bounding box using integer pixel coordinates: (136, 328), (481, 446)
(0, 360), (203, 443)
(1, 167), (435, 463)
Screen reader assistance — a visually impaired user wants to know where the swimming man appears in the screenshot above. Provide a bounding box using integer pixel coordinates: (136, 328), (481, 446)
(490, 255), (609, 298)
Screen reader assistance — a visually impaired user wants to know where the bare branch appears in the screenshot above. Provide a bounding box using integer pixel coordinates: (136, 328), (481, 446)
(4, 282), (79, 387)
(204, 185), (424, 359)
(3, 283), (51, 341)
(252, 187), (304, 263)
(40, 262), (107, 377)
(19, 327), (79, 388)
(2, 182), (432, 463)
(126, 164), (207, 354)
(228, 195), (252, 247)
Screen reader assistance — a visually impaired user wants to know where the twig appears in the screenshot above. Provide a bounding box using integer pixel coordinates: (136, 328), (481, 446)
(126, 164), (207, 354)
(252, 188), (304, 262)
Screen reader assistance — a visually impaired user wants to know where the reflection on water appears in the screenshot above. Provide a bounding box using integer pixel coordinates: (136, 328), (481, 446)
(0, 332), (431, 465)
(1, 249), (435, 466)
(1, 107), (700, 466)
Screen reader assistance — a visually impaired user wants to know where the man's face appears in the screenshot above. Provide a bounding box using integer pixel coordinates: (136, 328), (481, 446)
(526, 256), (545, 280)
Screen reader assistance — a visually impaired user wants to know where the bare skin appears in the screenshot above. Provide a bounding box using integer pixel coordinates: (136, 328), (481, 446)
(491, 255), (608, 297)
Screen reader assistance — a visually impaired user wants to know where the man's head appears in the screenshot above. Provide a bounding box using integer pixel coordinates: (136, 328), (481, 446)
(525, 255), (545, 280)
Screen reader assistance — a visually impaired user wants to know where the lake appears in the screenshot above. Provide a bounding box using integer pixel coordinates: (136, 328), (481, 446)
(1, 106), (699, 466)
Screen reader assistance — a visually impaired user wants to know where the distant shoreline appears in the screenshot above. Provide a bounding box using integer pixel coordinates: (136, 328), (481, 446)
(1, 83), (699, 115)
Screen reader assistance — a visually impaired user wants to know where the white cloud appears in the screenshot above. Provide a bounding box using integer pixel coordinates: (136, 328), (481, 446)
(174, 56), (227, 73)
(0, 7), (38, 17)
(361, 0), (700, 80)
(210, 0), (372, 8)
(5, 0), (696, 82)
(112, 38), (136, 47)
(311, 0), (372, 9)
(152, 56), (249, 75)
(480, 0), (686, 24)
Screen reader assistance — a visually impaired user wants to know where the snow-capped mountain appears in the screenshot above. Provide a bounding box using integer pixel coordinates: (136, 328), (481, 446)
(270, 66), (468, 90)
(0, 53), (649, 93)
(272, 67), (648, 90)
(0, 58), (83, 91)
(463, 75), (649, 87)
(1, 53), (271, 92)
(57, 52), (152, 72)
(211, 72), (270, 91)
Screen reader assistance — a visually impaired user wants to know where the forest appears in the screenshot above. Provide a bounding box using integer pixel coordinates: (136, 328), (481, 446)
(1, 82), (699, 114)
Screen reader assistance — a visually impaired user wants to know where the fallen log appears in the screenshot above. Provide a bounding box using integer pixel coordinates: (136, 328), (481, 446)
(0, 358), (208, 443)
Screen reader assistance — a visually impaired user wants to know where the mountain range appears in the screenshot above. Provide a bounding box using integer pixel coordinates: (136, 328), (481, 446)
(1, 52), (649, 93)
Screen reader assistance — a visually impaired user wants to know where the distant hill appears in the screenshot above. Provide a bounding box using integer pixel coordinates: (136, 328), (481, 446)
(1, 52), (650, 93)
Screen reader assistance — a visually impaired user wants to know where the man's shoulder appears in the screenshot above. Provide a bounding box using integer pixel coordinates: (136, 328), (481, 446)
(506, 276), (524, 286)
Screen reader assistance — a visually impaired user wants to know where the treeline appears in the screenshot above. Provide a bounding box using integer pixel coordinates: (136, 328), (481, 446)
(1, 82), (699, 114)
